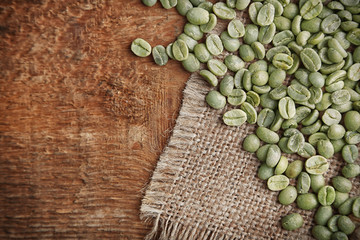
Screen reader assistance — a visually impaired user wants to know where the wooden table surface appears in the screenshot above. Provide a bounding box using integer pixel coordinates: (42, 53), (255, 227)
(0, 1), (190, 239)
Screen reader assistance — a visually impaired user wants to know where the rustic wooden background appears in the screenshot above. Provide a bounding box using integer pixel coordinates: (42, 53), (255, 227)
(0, 0), (190, 239)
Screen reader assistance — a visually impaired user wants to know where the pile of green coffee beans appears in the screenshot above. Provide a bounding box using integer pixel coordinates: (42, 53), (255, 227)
(131, 0), (360, 238)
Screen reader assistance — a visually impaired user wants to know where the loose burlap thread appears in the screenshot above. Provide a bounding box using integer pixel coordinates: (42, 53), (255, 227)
(140, 9), (360, 240)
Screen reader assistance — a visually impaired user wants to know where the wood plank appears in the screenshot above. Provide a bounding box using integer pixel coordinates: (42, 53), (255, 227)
(0, 0), (190, 239)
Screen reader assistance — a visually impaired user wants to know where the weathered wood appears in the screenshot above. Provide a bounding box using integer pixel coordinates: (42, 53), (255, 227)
(0, 1), (189, 239)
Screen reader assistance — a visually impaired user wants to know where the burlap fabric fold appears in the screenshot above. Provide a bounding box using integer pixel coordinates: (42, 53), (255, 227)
(140, 11), (360, 240)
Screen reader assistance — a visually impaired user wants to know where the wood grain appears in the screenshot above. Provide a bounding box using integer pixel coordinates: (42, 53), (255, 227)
(0, 0), (190, 239)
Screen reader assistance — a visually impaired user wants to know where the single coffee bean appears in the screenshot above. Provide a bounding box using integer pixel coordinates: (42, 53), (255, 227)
(257, 108), (275, 127)
(257, 3), (275, 26)
(182, 53), (199, 72)
(272, 30), (294, 46)
(287, 83), (311, 102)
(317, 139), (334, 159)
(200, 13), (217, 33)
(184, 23), (203, 41)
(228, 89), (246, 106)
(321, 14), (341, 34)
(206, 34), (223, 56)
(219, 75), (234, 96)
(246, 91), (260, 107)
(352, 197), (360, 218)
(243, 134), (261, 153)
(338, 197), (356, 215)
(285, 160), (303, 179)
(241, 102), (257, 124)
(176, 0), (193, 16)
(259, 23), (276, 44)
(337, 216), (355, 235)
(160, 0), (177, 9)
(256, 126), (279, 144)
(227, 19), (245, 38)
(239, 44), (256, 62)
(223, 109), (247, 126)
(341, 144), (358, 163)
(186, 7), (210, 25)
(327, 124), (346, 140)
(244, 24), (259, 45)
(278, 97), (296, 119)
(334, 191), (349, 209)
(235, 0), (250, 10)
(224, 55), (244, 72)
(300, 0), (323, 20)
(281, 213), (304, 231)
(220, 31), (241, 52)
(142, 0), (157, 7)
(278, 186), (297, 205)
(322, 109), (341, 126)
(194, 43), (212, 63)
(344, 131), (360, 144)
(258, 163), (274, 180)
(200, 70), (218, 87)
(249, 2), (263, 25)
(206, 90), (226, 109)
(213, 2), (236, 20)
(275, 156), (289, 175)
(344, 111), (360, 131)
(300, 48), (322, 72)
(332, 176), (352, 193)
(330, 231), (348, 240)
(312, 225), (332, 240)
(297, 172), (311, 194)
(342, 163), (360, 178)
(347, 63), (360, 81)
(266, 144), (282, 168)
(327, 215), (341, 232)
(131, 38), (152, 57)
(267, 175), (289, 191)
(305, 155), (329, 175)
(311, 174), (326, 193)
(314, 206), (333, 226)
(318, 186), (336, 206)
(298, 142), (316, 158)
(297, 193), (319, 210)
(152, 45), (169, 66)
(207, 59), (227, 76)
(172, 39), (189, 61)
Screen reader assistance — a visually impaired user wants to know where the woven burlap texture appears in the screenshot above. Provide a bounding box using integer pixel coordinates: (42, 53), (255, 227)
(140, 10), (360, 240)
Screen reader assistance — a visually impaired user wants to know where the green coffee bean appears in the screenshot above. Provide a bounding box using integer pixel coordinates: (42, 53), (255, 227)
(189, 0), (204, 7)
(309, 32), (325, 46)
(318, 186), (336, 206)
(274, 16), (292, 31)
(339, 197), (356, 215)
(267, 175), (289, 191)
(257, 108), (275, 127)
(273, 30), (294, 46)
(269, 69), (286, 88)
(315, 93), (332, 111)
(297, 193), (319, 210)
(176, 0), (193, 16)
(309, 87), (323, 104)
(344, 131), (360, 144)
(314, 206), (333, 226)
(278, 97), (296, 119)
(259, 23), (276, 44)
(342, 163), (360, 178)
(354, 46), (360, 62)
(206, 34), (223, 56)
(251, 70), (269, 86)
(200, 70), (218, 87)
(160, 0), (177, 9)
(321, 14), (341, 34)
(142, 0), (157, 7)
(207, 59), (227, 76)
(166, 43), (175, 60)
(332, 176), (352, 193)
(320, 61), (345, 75)
(223, 109), (247, 126)
(331, 231), (348, 240)
(352, 197), (360, 218)
(270, 110), (284, 131)
(300, 48), (321, 72)
(281, 213), (304, 231)
(220, 31), (241, 52)
(228, 89), (246, 106)
(219, 76), (234, 96)
(194, 43), (211, 63)
(198, 1), (212, 11)
(296, 31), (311, 46)
(284, 128), (305, 152)
(347, 28), (360, 45)
(291, 15), (302, 35)
(242, 70), (253, 91)
(182, 53), (199, 72)
(317, 139), (334, 159)
(331, 139), (346, 153)
(338, 216), (355, 235)
(200, 13), (217, 33)
(257, 3), (276, 26)
(264, 144), (281, 167)
(308, 72), (325, 88)
(244, 24), (259, 45)
(315, 206), (333, 226)
(272, 53), (293, 70)
(285, 160), (303, 178)
(224, 55), (244, 72)
(213, 2), (236, 20)
(258, 163), (275, 180)
(239, 45), (255, 62)
(184, 23), (203, 41)
(266, 46), (291, 61)
(275, 156), (289, 175)
(172, 39), (189, 61)
(305, 155), (329, 175)
(227, 19), (245, 38)
(298, 142), (316, 158)
(241, 102), (257, 124)
(312, 225), (332, 240)
(278, 186), (297, 205)
(311, 174), (326, 193)
(152, 45), (169, 66)
(342, 144), (358, 163)
(283, 3), (298, 19)
(260, 93), (278, 109)
(235, 0), (250, 10)
(278, 137), (294, 154)
(131, 38), (152, 57)
(308, 132), (328, 146)
(287, 83), (311, 102)
(257, 144), (271, 162)
(249, 2), (263, 25)
(302, 119), (322, 135)
(269, 85), (287, 100)
(327, 1), (344, 10)
(206, 90), (226, 109)
(327, 124), (346, 140)
(322, 109), (341, 126)
(256, 126), (279, 144)
(186, 7), (210, 25)
(246, 91), (260, 107)
(251, 42), (266, 59)
(243, 134), (261, 153)
(297, 171), (311, 194)
(328, 215), (341, 232)
(300, 0), (323, 20)
(348, 63), (360, 81)
(248, 60), (268, 73)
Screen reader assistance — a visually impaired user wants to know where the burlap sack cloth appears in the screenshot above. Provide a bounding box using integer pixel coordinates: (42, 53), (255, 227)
(140, 9), (360, 240)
